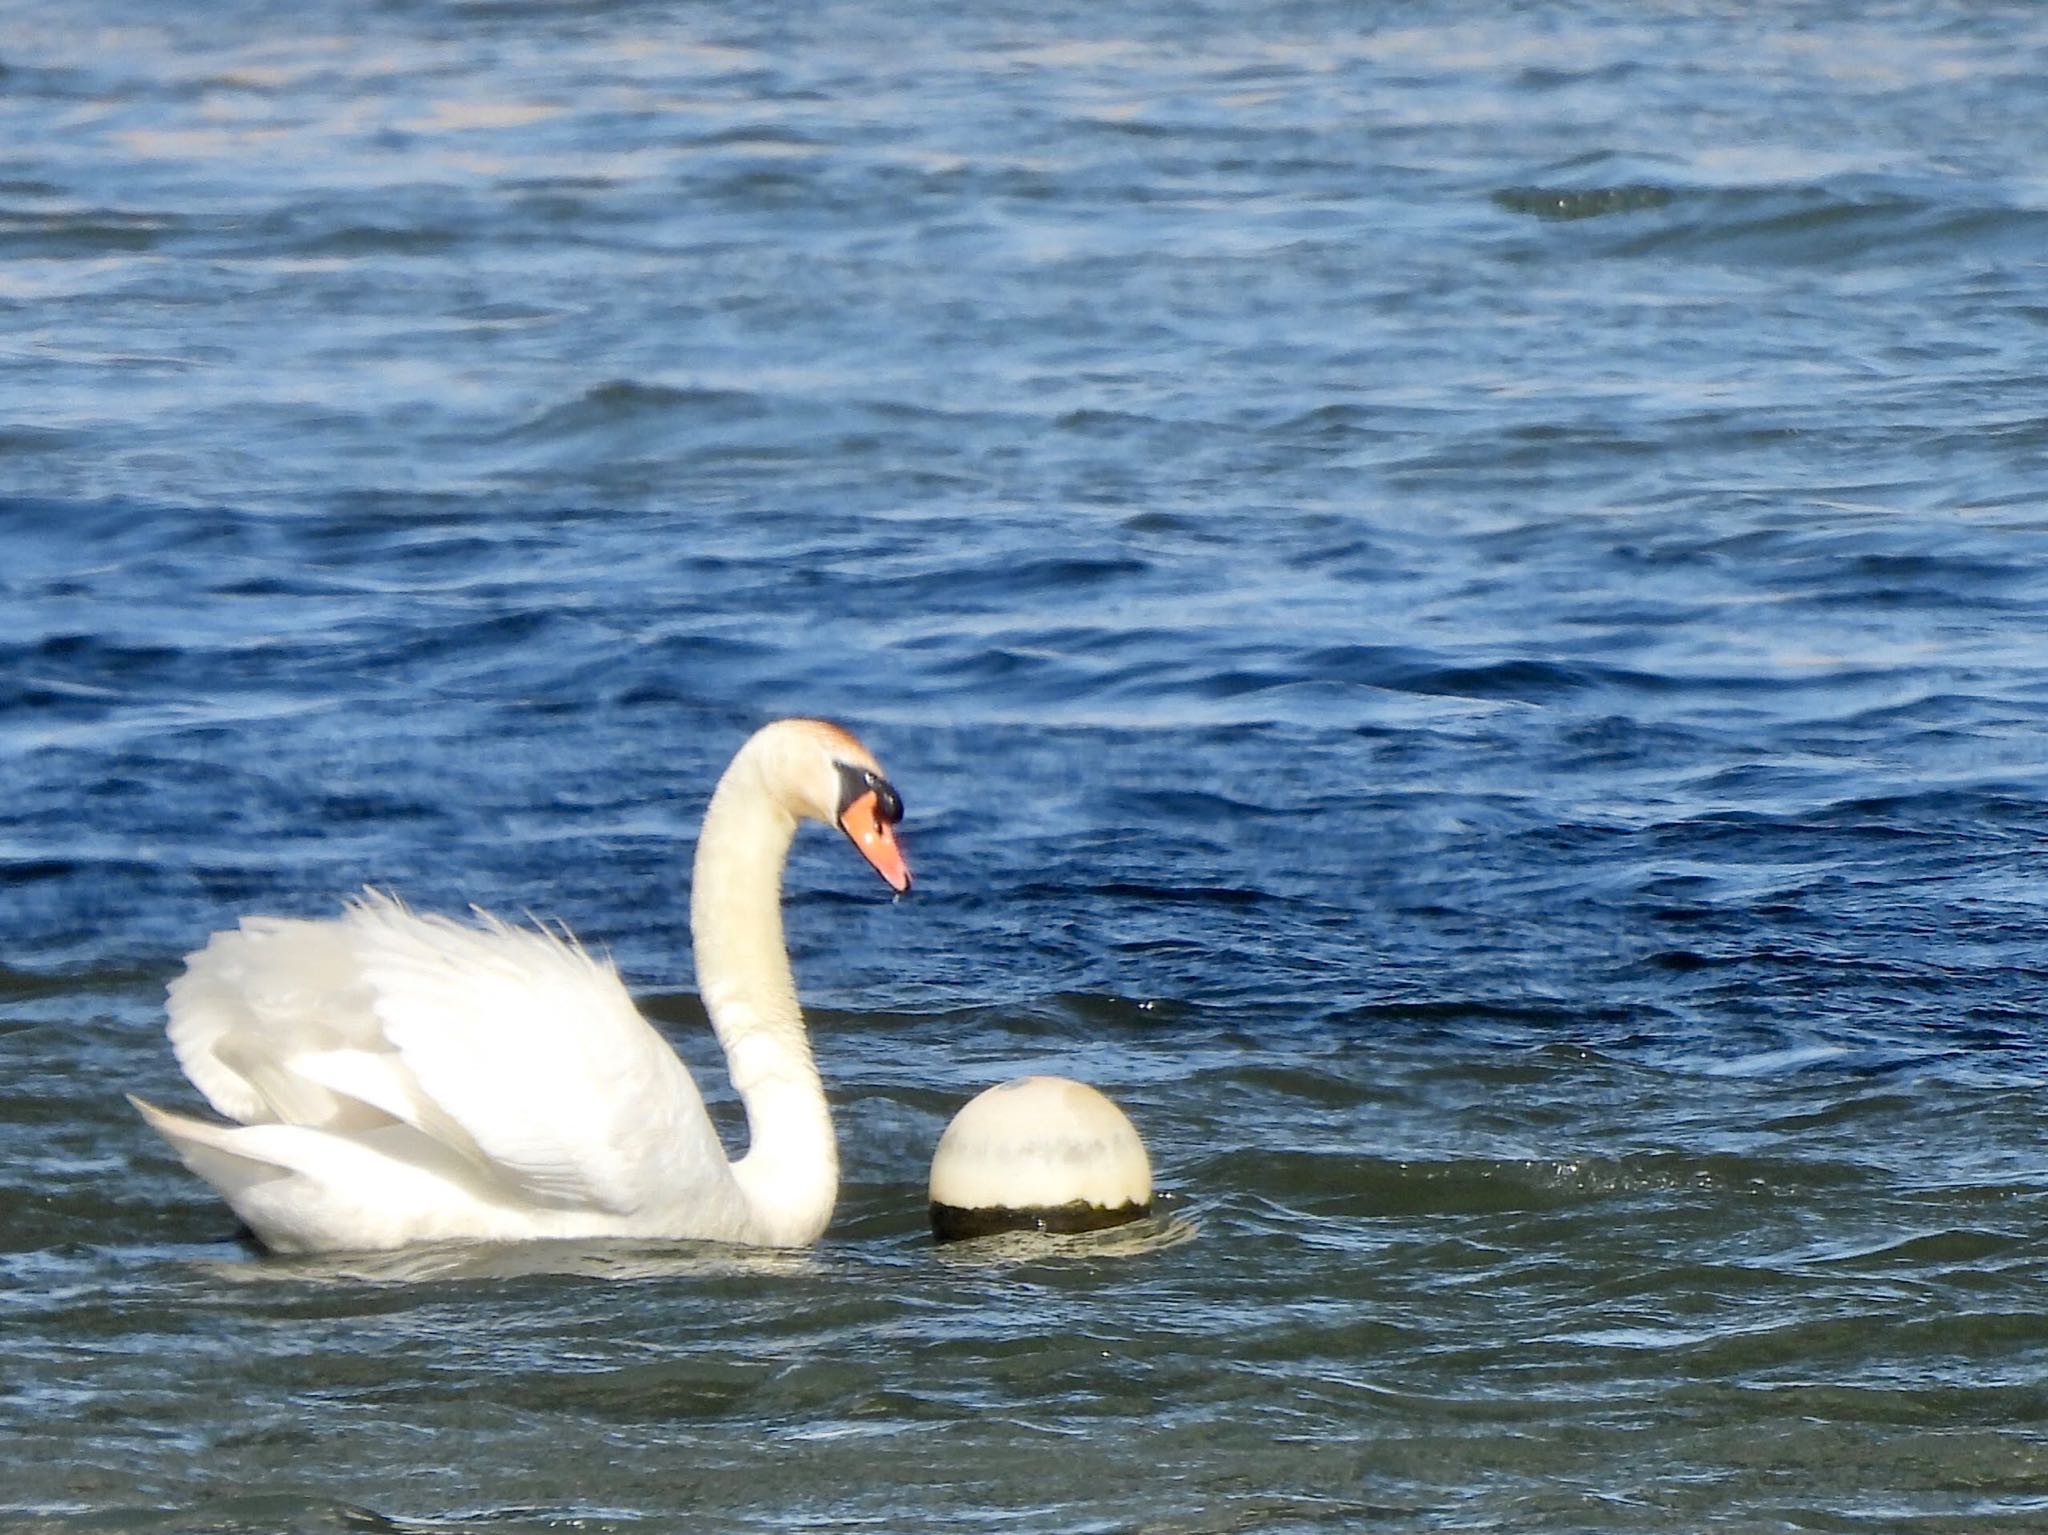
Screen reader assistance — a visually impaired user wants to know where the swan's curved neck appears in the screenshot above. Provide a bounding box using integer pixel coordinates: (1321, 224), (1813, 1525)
(691, 760), (836, 1246)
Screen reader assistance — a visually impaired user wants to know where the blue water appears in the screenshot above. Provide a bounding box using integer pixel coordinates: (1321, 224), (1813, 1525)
(6, 2), (2048, 1531)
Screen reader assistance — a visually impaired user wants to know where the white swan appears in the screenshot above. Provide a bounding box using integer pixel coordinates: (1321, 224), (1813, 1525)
(129, 717), (910, 1254)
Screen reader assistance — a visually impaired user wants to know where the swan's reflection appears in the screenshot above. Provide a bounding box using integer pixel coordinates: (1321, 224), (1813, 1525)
(931, 1209), (1200, 1267)
(197, 1235), (824, 1285)
(182, 1209), (1196, 1284)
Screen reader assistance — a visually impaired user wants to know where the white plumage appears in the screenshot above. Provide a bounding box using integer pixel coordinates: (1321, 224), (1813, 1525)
(130, 718), (911, 1254)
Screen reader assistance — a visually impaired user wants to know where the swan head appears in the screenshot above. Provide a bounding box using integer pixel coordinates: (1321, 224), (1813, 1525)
(752, 718), (912, 894)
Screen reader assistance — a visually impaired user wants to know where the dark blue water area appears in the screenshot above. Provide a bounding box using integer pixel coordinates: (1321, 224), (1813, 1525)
(8, 497), (2047, 1075)
(6, 2), (2048, 1529)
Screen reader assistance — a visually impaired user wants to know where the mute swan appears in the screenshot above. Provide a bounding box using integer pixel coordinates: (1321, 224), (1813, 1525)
(129, 717), (910, 1253)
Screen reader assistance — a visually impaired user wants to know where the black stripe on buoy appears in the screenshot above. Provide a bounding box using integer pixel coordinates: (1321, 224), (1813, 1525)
(930, 1199), (1151, 1243)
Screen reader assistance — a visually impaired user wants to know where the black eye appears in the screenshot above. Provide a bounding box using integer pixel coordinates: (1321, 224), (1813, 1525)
(871, 776), (904, 826)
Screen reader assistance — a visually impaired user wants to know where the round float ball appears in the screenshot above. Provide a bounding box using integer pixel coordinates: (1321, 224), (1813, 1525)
(928, 1075), (1153, 1242)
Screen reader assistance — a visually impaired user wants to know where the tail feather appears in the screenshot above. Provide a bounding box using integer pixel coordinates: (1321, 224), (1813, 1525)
(129, 1094), (301, 1202)
(128, 1094), (506, 1253)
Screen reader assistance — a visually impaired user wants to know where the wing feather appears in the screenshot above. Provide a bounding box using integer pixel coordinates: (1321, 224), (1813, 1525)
(342, 894), (733, 1216)
(163, 892), (738, 1225)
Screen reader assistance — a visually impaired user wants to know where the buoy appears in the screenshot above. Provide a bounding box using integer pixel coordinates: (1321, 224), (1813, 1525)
(929, 1076), (1153, 1241)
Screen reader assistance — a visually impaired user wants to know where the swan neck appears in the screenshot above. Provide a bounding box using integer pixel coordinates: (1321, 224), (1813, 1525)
(691, 762), (836, 1246)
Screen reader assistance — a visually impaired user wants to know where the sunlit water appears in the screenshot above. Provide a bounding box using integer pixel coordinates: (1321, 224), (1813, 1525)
(5, 2), (2048, 1531)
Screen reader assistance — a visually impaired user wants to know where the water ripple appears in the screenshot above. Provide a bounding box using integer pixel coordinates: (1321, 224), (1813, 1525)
(6, 2), (2048, 1532)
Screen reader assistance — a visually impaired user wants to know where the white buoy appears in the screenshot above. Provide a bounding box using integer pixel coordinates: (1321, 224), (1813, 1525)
(928, 1075), (1153, 1241)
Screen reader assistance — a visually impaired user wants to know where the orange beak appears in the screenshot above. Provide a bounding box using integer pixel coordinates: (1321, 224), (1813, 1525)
(840, 790), (911, 893)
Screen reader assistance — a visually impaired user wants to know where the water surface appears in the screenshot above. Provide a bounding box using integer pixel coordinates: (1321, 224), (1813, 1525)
(5, 2), (2048, 1531)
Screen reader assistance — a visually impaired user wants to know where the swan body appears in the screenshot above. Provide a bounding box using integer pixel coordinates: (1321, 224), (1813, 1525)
(130, 718), (910, 1254)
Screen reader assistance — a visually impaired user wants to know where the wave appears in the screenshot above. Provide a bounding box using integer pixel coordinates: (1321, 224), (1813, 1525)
(1497, 174), (2048, 270)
